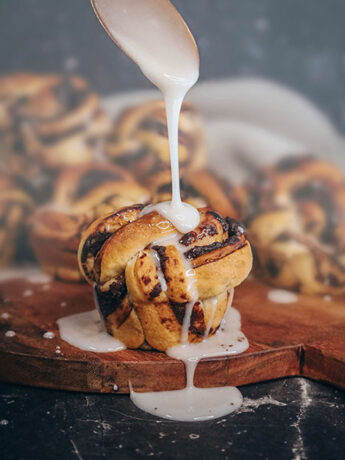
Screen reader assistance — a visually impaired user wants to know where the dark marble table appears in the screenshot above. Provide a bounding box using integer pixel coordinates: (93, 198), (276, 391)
(1, 378), (344, 460)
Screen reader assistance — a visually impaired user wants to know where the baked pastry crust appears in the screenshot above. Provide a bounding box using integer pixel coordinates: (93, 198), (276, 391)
(0, 174), (34, 265)
(30, 163), (150, 281)
(244, 156), (345, 294)
(105, 100), (206, 188)
(0, 73), (112, 202)
(78, 205), (252, 350)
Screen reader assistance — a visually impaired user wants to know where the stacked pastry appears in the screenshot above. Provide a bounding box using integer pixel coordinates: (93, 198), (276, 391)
(0, 72), (111, 201)
(31, 162), (150, 281)
(243, 155), (345, 294)
(0, 174), (34, 266)
(0, 72), (113, 267)
(78, 206), (252, 350)
(105, 100), (206, 192)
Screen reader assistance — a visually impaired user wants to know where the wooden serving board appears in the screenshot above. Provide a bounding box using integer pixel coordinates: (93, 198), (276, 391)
(0, 275), (344, 393)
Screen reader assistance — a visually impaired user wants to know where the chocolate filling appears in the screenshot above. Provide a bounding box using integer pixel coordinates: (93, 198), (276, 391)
(179, 223), (219, 247)
(152, 245), (168, 274)
(94, 279), (127, 320)
(275, 155), (314, 172)
(74, 169), (122, 200)
(81, 230), (111, 263)
(170, 301), (186, 325)
(55, 78), (89, 111)
(149, 283), (162, 299)
(112, 146), (148, 169)
(184, 237), (245, 260)
(292, 181), (337, 244)
(206, 210), (229, 232)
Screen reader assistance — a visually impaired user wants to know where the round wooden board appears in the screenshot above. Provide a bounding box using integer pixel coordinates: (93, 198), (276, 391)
(0, 273), (345, 393)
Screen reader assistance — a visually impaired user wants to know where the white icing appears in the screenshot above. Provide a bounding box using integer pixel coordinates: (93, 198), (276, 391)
(89, 0), (249, 421)
(151, 232), (198, 344)
(5, 330), (16, 338)
(130, 384), (243, 422)
(151, 249), (167, 292)
(43, 331), (55, 340)
(131, 304), (249, 421)
(1, 313), (9, 319)
(268, 289), (298, 304)
(57, 310), (125, 352)
(92, 0), (200, 232)
(141, 202), (200, 233)
(22, 289), (33, 297)
(323, 295), (332, 302)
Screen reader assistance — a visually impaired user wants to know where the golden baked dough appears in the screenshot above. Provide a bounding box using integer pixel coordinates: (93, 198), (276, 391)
(78, 205), (252, 350)
(0, 73), (112, 202)
(31, 163), (150, 282)
(0, 174), (34, 266)
(153, 169), (246, 220)
(244, 155), (345, 294)
(105, 100), (206, 187)
(15, 75), (112, 170)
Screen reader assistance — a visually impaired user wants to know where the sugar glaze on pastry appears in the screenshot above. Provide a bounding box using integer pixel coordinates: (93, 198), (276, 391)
(92, 0), (200, 232)
(58, 0), (252, 421)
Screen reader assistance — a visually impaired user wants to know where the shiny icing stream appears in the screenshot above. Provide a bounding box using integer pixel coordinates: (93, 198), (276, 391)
(131, 295), (249, 422)
(56, 0), (249, 421)
(91, 0), (200, 232)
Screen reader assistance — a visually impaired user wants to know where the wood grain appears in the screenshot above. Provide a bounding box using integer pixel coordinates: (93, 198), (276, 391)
(0, 275), (344, 393)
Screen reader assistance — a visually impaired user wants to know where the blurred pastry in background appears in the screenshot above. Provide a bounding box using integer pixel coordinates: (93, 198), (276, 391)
(0, 174), (34, 266)
(105, 100), (206, 189)
(78, 205), (252, 350)
(244, 155), (345, 294)
(30, 162), (150, 282)
(0, 73), (112, 203)
(153, 169), (246, 220)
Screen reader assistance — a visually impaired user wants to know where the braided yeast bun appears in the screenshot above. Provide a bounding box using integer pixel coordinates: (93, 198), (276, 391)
(0, 174), (34, 265)
(245, 155), (345, 294)
(78, 206), (252, 350)
(0, 73), (59, 130)
(0, 73), (60, 180)
(30, 163), (150, 281)
(153, 169), (246, 221)
(16, 75), (111, 170)
(105, 100), (206, 187)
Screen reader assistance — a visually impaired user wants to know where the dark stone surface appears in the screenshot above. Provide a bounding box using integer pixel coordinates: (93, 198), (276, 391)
(1, 378), (344, 460)
(0, 0), (345, 130)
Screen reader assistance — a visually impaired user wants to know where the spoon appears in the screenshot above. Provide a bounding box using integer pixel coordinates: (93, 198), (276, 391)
(90, 0), (199, 92)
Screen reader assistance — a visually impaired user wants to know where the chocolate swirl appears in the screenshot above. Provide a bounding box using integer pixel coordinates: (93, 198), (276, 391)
(244, 155), (345, 294)
(78, 205), (252, 351)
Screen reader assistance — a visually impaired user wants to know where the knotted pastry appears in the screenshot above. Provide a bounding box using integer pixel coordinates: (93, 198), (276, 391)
(14, 74), (111, 170)
(105, 100), (206, 188)
(0, 73), (59, 180)
(0, 174), (34, 266)
(153, 169), (246, 221)
(30, 162), (150, 281)
(78, 205), (252, 351)
(0, 73), (112, 202)
(244, 155), (345, 294)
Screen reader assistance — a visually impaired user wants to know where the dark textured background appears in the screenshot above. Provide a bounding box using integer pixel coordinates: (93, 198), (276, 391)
(1, 0), (345, 130)
(1, 1), (345, 459)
